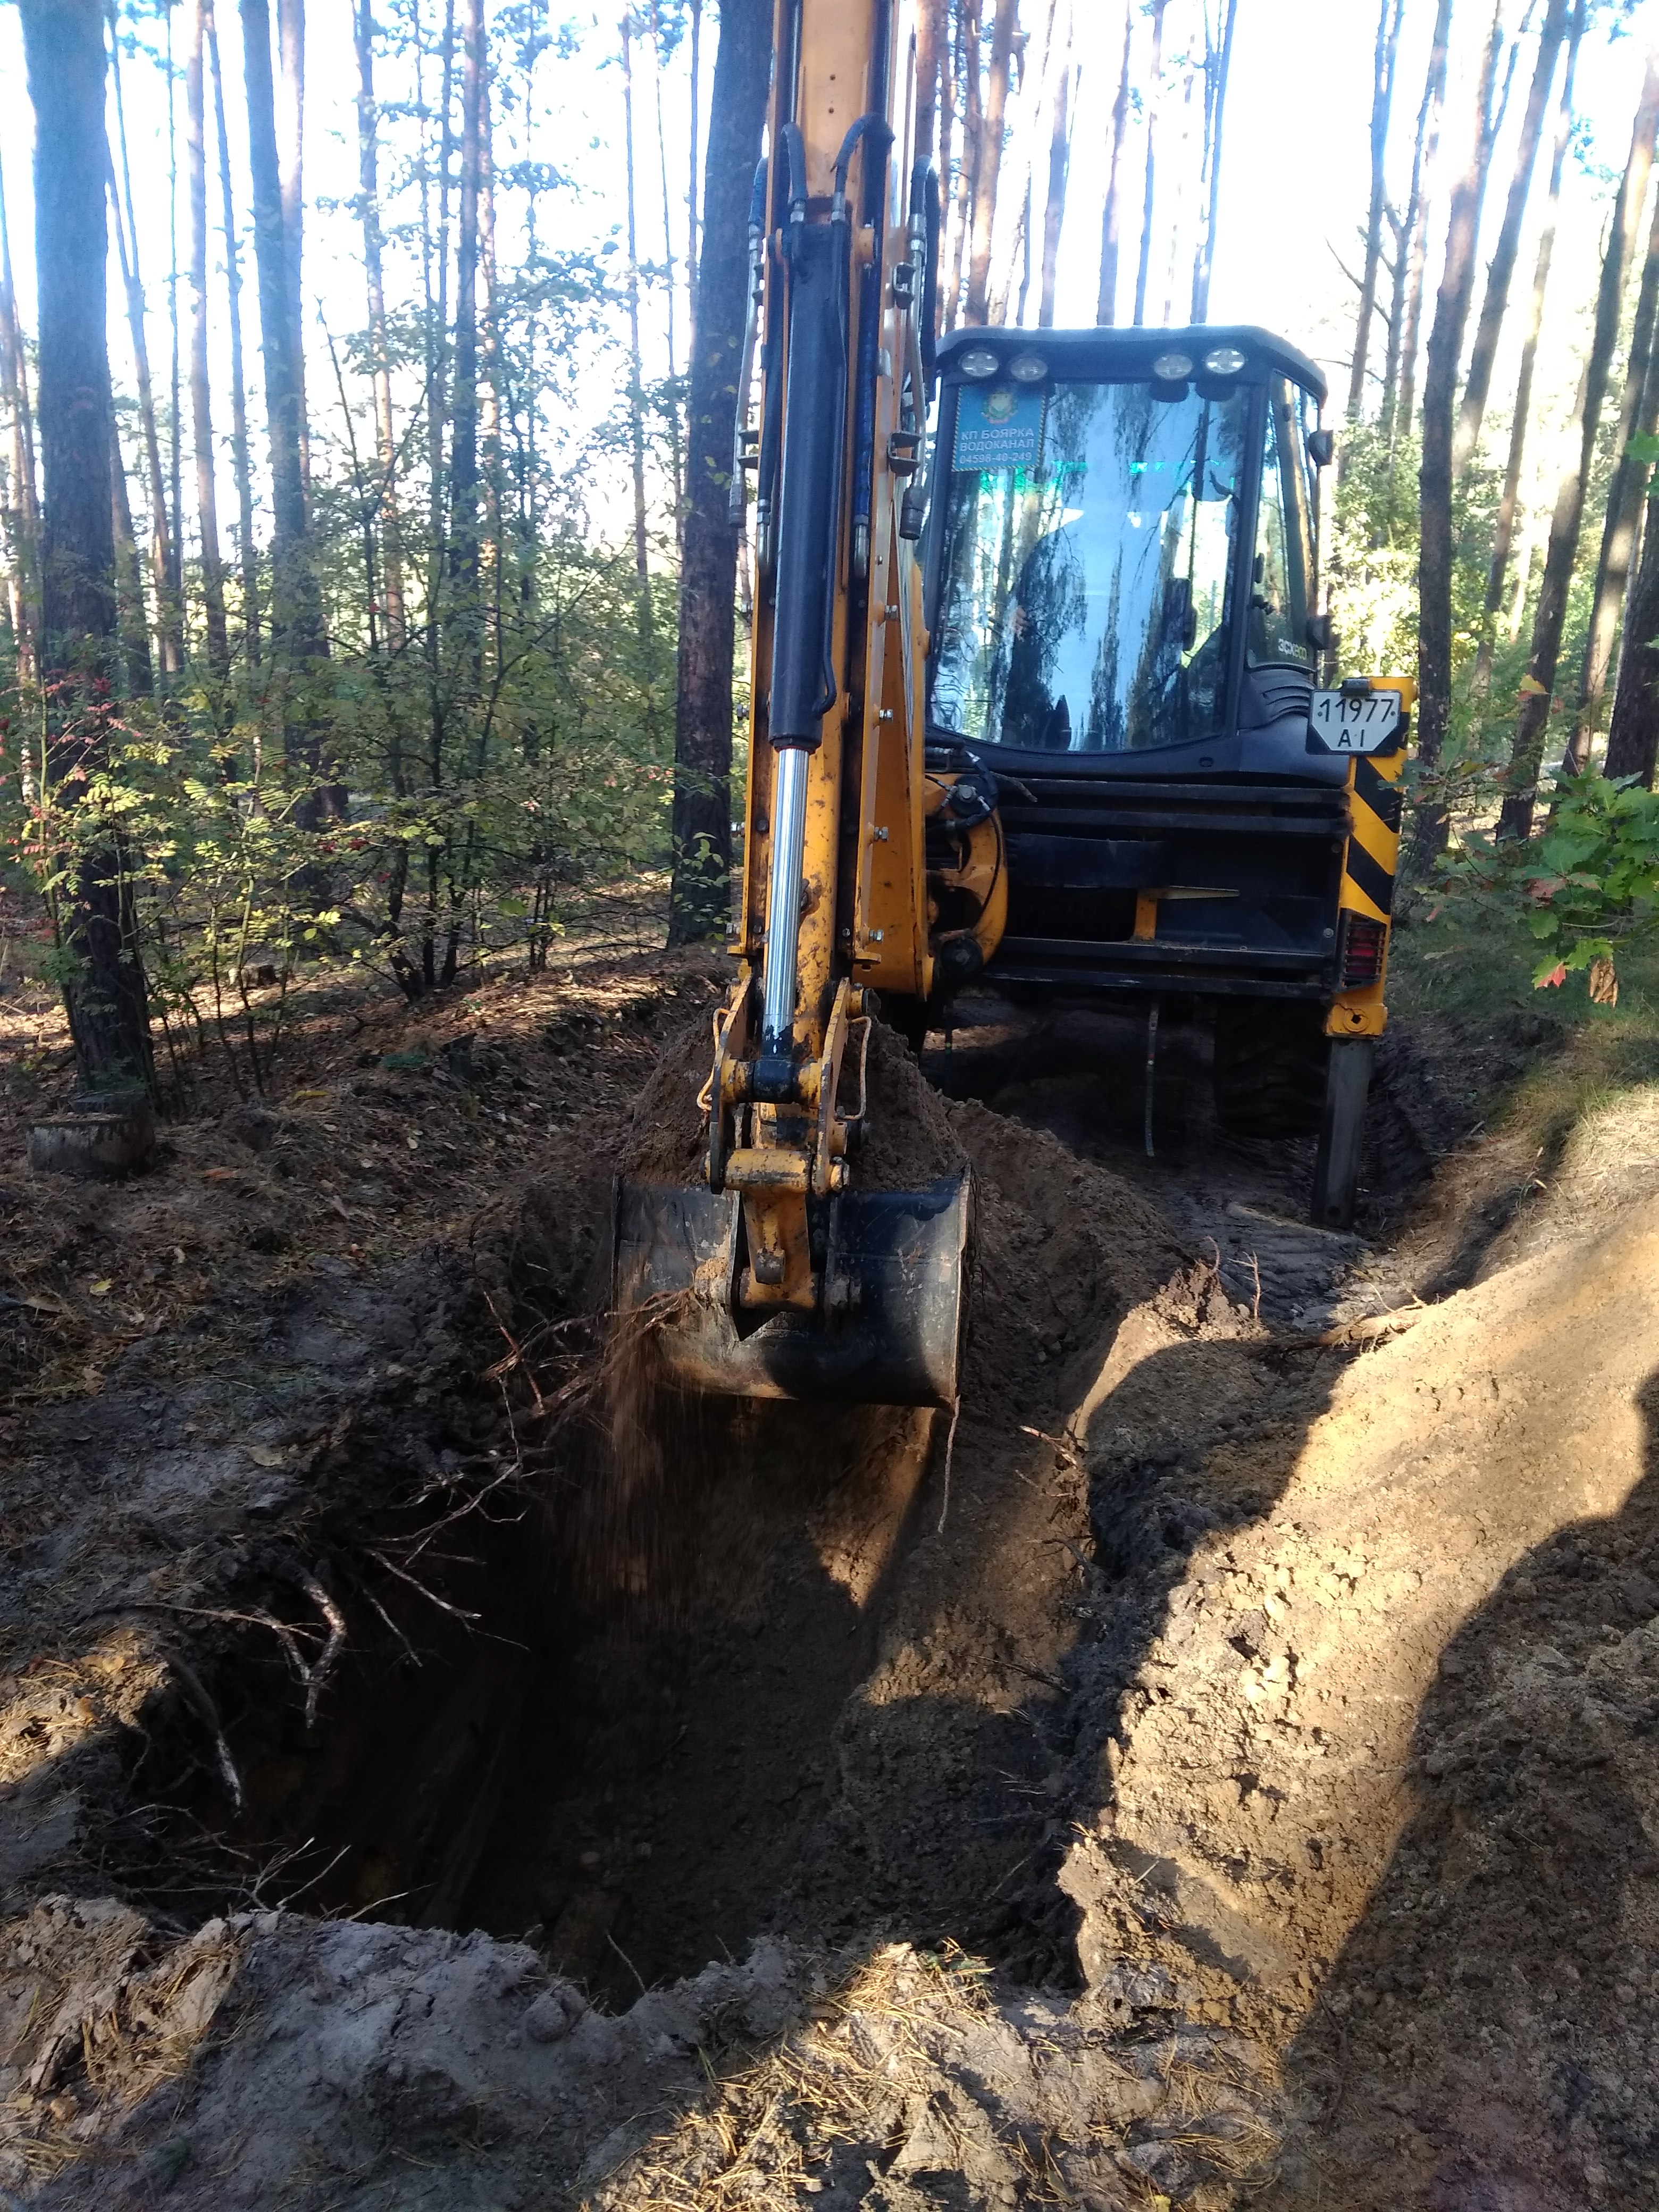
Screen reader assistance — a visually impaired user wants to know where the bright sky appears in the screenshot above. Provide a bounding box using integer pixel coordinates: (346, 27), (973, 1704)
(0, 0), (1654, 554)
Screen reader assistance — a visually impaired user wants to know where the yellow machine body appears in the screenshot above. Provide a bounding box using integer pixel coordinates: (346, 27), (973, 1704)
(614, 0), (1411, 1394)
(1326, 675), (1413, 1042)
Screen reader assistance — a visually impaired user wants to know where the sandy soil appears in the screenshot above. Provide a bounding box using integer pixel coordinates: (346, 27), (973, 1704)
(1, 948), (1655, 2208)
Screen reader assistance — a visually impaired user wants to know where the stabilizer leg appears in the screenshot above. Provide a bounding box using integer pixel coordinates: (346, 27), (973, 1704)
(1311, 1037), (1375, 1231)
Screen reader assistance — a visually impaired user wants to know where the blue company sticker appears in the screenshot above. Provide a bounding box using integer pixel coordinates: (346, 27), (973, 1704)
(954, 385), (1045, 471)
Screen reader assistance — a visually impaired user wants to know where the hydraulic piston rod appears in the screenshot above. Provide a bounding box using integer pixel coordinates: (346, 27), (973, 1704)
(759, 743), (809, 1067)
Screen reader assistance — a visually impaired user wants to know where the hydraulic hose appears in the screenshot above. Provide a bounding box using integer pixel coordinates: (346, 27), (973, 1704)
(767, 226), (843, 743)
(851, 258), (878, 580)
(899, 160), (940, 541)
(728, 160), (769, 526)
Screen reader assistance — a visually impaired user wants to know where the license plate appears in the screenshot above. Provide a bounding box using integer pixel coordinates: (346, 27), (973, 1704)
(1310, 689), (1403, 752)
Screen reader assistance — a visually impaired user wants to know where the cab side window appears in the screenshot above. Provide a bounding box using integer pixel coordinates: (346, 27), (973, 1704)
(1250, 380), (1314, 673)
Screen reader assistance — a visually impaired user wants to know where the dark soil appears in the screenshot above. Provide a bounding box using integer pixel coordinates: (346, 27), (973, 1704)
(3, 943), (1656, 2211)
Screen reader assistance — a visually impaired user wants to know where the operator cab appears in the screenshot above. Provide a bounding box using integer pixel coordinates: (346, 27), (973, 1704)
(923, 325), (1334, 786)
(913, 327), (1388, 1224)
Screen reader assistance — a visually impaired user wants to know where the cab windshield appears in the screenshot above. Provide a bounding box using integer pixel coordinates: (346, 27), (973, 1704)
(929, 373), (1316, 754)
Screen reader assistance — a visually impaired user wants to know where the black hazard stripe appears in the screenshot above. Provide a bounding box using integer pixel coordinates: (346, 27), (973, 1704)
(1344, 833), (1396, 916)
(1354, 756), (1404, 832)
(1345, 752), (1402, 915)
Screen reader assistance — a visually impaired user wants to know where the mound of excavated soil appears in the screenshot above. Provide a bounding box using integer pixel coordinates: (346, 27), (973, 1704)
(1057, 1190), (1659, 2210)
(618, 1011), (969, 1192)
(951, 1094), (1178, 1415)
(0, 1900), (810, 2209)
(608, 1006), (1174, 1382)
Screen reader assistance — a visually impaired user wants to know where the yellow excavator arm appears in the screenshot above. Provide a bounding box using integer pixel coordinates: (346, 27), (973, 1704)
(614, 0), (994, 1408)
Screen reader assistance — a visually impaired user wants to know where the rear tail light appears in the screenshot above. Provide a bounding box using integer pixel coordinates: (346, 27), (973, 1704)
(1339, 913), (1387, 990)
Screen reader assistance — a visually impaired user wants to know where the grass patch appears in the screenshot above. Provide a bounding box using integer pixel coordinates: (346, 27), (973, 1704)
(1391, 902), (1659, 1171)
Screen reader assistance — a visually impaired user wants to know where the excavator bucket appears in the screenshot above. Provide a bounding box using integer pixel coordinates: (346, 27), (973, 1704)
(613, 1172), (973, 1410)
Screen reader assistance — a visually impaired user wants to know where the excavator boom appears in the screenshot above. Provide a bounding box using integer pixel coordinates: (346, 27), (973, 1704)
(616, 0), (985, 1409)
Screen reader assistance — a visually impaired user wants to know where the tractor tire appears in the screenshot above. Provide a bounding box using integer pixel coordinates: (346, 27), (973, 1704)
(1212, 1000), (1330, 1139)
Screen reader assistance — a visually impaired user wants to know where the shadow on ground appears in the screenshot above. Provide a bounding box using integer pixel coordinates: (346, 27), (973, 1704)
(1275, 1370), (1659, 2211)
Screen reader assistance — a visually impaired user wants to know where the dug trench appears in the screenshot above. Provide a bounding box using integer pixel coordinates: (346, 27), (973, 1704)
(4, 960), (1659, 2208)
(57, 1016), (1192, 1998)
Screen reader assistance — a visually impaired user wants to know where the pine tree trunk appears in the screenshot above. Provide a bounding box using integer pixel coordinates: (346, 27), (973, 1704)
(19, 0), (152, 1093)
(650, 7), (684, 542)
(410, 0), (457, 992)
(1451, 0), (1570, 478)
(1409, 2), (1504, 869)
(479, 73), (502, 681)
(1038, 32), (1073, 329)
(965, 0), (1016, 325)
(354, 0), (406, 646)
(666, 0), (769, 944)
(166, 11), (185, 658)
(1473, 4), (1581, 692)
(687, 0), (701, 338)
(1014, 178), (1033, 324)
(1154, 57), (1192, 329)
(209, 7), (259, 666)
(933, 0), (956, 269)
(1191, 0), (1238, 325)
(425, 0), (455, 689)
(107, 51), (184, 680)
(0, 164), (39, 682)
(1605, 477), (1659, 783)
(944, 3), (981, 332)
(448, 0), (483, 659)
(986, 0), (1058, 328)
(1348, 0), (1405, 418)
(622, 13), (651, 611)
(1391, 0), (1452, 446)
(276, 0), (308, 488)
(187, 0), (231, 686)
(1498, 51), (1659, 841)
(1379, 203), (1406, 431)
(916, 0), (946, 163)
(241, 0), (331, 818)
(437, 0), (487, 986)
(1133, 0), (1167, 326)
(110, 416), (154, 697)
(1566, 171), (1659, 768)
(1096, 0), (1132, 325)
(242, 0), (307, 564)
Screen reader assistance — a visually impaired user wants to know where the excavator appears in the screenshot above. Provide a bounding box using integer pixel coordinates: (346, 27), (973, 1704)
(615, 0), (1413, 1412)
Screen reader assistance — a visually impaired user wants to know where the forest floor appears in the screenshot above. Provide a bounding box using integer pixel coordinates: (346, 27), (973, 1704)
(2, 896), (1658, 2208)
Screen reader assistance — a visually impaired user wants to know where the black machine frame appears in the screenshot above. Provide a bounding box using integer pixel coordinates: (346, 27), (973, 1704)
(918, 325), (1390, 1227)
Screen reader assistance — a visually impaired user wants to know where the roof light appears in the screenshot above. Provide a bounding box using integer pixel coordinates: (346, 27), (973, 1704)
(1007, 349), (1048, 383)
(958, 346), (1000, 380)
(1152, 350), (1194, 382)
(1202, 345), (1248, 375)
